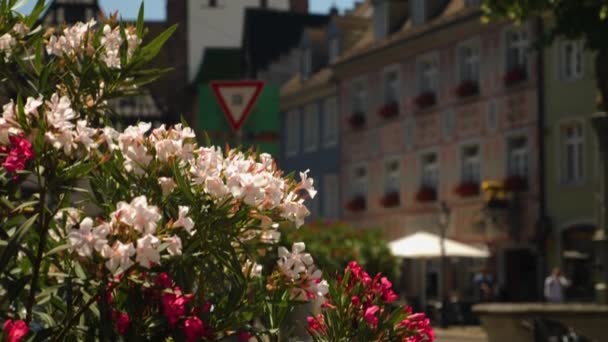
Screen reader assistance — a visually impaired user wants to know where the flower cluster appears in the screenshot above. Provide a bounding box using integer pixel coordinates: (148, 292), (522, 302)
(307, 261), (434, 342)
(2, 319), (28, 342)
(276, 242), (328, 301)
(46, 19), (97, 57)
(67, 195), (189, 274)
(0, 133), (33, 174)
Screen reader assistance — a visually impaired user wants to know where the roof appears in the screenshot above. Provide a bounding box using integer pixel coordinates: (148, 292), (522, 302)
(336, 0), (480, 64)
(241, 8), (330, 77)
(281, 68), (333, 99)
(194, 48), (242, 84)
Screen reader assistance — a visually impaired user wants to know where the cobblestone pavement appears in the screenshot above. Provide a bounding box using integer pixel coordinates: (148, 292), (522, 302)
(434, 326), (488, 342)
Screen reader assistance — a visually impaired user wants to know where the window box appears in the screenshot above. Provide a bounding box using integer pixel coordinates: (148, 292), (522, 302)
(380, 191), (400, 208)
(378, 102), (399, 119)
(413, 91), (436, 110)
(415, 187), (437, 203)
(454, 80), (479, 98)
(346, 196), (366, 212)
(503, 175), (528, 192)
(503, 67), (527, 87)
(454, 182), (480, 197)
(348, 111), (366, 129)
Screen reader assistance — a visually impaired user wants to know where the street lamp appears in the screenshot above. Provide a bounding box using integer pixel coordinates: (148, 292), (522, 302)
(438, 201), (450, 327)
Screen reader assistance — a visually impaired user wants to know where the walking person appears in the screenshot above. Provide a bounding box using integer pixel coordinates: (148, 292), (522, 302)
(544, 267), (570, 303)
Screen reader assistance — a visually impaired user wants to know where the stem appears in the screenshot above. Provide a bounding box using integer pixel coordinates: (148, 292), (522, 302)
(54, 293), (98, 342)
(25, 168), (49, 323)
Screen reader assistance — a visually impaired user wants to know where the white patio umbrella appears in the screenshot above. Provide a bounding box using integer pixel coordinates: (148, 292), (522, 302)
(389, 231), (489, 313)
(389, 231), (490, 259)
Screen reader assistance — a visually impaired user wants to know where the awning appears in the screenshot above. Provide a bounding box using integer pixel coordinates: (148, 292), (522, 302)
(389, 231), (490, 259)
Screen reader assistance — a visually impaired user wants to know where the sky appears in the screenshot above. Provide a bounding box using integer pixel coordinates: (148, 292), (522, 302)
(18, 0), (358, 20)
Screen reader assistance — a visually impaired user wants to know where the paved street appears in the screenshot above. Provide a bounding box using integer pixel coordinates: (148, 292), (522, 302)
(434, 326), (488, 342)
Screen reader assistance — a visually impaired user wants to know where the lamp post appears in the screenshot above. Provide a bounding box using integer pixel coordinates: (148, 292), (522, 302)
(590, 112), (608, 304)
(438, 201), (450, 328)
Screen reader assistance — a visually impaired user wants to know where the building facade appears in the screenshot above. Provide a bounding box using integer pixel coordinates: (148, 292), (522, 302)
(279, 4), (371, 221)
(542, 25), (599, 301)
(334, 0), (542, 301)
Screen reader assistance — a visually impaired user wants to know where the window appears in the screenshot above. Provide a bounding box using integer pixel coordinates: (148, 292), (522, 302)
(561, 122), (584, 184)
(323, 96), (339, 147)
(458, 43), (480, 83)
(462, 145), (481, 183)
(208, 0), (218, 7)
(412, 0), (426, 25)
(56, 7), (65, 23)
(560, 40), (584, 81)
(404, 119), (415, 148)
(417, 55), (438, 93)
(507, 137), (528, 177)
(285, 109), (300, 157)
(384, 159), (400, 192)
(383, 69), (400, 104)
(486, 101), (498, 132)
(323, 174), (340, 219)
(301, 48), (312, 79)
(303, 103), (319, 152)
(421, 153), (439, 190)
(352, 80), (367, 114)
(441, 110), (455, 140)
(352, 165), (368, 196)
(373, 0), (388, 39)
(85, 8), (94, 20)
(329, 37), (340, 64)
(505, 28), (528, 71)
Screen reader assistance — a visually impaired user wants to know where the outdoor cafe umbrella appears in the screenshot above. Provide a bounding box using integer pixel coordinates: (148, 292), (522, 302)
(389, 231), (489, 313)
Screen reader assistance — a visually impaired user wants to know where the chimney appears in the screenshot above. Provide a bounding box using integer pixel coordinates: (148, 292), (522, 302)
(289, 0), (309, 13)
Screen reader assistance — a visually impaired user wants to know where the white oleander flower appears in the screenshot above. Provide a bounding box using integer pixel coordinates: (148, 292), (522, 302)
(173, 206), (195, 235)
(101, 241), (136, 274)
(163, 235), (182, 256)
(135, 234), (161, 268)
(67, 217), (108, 257)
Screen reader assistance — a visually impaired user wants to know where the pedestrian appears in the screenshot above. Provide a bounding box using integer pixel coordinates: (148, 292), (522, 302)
(544, 267), (570, 303)
(473, 268), (494, 302)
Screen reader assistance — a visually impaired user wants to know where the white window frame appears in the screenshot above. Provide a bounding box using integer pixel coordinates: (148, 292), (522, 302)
(303, 103), (319, 152)
(323, 174), (339, 219)
(559, 120), (585, 185)
(504, 26), (529, 72)
(383, 65), (401, 105)
(559, 40), (584, 81)
(420, 151), (439, 191)
(329, 37), (340, 64)
(457, 39), (480, 83)
(417, 53), (439, 94)
(506, 135), (529, 178)
(285, 109), (300, 157)
(384, 157), (401, 193)
(351, 78), (368, 115)
(323, 96), (339, 148)
(352, 163), (368, 197)
(461, 143), (481, 183)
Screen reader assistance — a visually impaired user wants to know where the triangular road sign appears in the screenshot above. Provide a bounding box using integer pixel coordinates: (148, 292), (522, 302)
(210, 80), (265, 133)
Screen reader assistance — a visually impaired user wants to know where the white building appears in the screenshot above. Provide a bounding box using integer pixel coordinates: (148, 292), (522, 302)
(187, 0), (304, 81)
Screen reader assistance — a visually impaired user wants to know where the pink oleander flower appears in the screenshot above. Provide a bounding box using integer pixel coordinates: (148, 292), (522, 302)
(156, 273), (173, 289)
(112, 311), (130, 335)
(306, 314), (326, 334)
(238, 331), (253, 342)
(183, 316), (205, 342)
(161, 288), (193, 327)
(399, 312), (435, 342)
(2, 319), (28, 342)
(364, 305), (380, 327)
(379, 277), (398, 303)
(2, 134), (34, 173)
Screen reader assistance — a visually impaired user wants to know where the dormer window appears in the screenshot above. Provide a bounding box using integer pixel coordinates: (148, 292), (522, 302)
(373, 0), (388, 39)
(329, 37), (339, 64)
(301, 48), (311, 80)
(412, 0), (427, 25)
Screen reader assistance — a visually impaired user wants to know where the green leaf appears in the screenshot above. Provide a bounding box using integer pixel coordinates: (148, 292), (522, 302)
(136, 1), (145, 37)
(44, 244), (69, 258)
(24, 0), (47, 28)
(136, 24), (177, 65)
(0, 213), (38, 273)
